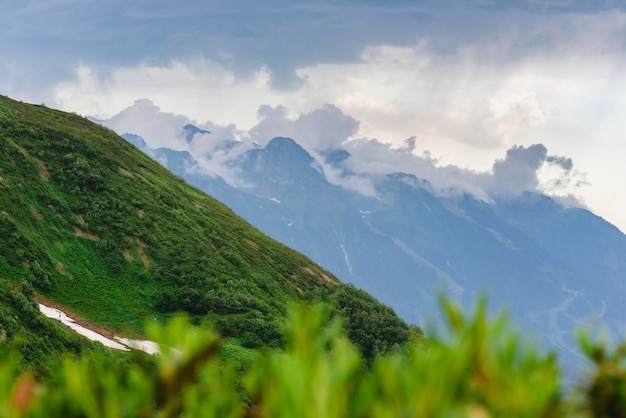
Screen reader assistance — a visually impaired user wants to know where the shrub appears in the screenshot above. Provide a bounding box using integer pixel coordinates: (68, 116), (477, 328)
(3, 297), (626, 417)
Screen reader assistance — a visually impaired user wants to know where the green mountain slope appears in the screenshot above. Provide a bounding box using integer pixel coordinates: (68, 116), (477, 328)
(0, 95), (417, 358)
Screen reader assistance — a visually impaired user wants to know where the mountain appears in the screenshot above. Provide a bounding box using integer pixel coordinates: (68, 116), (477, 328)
(123, 129), (626, 367)
(0, 95), (417, 365)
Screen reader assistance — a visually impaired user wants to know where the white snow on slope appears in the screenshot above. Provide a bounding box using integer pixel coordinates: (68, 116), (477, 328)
(39, 304), (129, 351)
(114, 337), (161, 355)
(39, 303), (161, 354)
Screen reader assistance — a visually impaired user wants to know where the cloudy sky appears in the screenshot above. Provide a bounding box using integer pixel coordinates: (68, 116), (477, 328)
(2, 1), (626, 231)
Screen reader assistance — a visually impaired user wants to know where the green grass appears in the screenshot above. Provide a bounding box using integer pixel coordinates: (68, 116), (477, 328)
(0, 95), (419, 359)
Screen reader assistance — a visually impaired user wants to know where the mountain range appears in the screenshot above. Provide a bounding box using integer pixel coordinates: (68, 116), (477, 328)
(121, 127), (626, 368)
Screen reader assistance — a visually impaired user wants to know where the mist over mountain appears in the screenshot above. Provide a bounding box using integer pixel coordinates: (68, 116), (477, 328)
(105, 99), (588, 203)
(105, 102), (626, 368)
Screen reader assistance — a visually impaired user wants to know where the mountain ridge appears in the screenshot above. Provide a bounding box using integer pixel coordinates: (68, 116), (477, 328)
(120, 125), (626, 367)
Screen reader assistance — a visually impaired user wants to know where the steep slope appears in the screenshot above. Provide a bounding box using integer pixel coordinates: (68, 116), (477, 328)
(126, 130), (626, 366)
(0, 96), (416, 357)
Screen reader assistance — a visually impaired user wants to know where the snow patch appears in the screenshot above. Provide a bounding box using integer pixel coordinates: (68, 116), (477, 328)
(39, 304), (129, 351)
(39, 303), (161, 355)
(115, 337), (161, 355)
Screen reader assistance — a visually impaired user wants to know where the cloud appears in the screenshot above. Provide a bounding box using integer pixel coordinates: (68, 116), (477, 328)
(8, 2), (624, 109)
(0, 1), (435, 98)
(44, 7), (626, 164)
(338, 139), (586, 203)
(103, 98), (190, 150)
(51, 38), (555, 156)
(98, 99), (255, 187)
(100, 100), (586, 205)
(477, 143), (588, 202)
(5, 0), (624, 227)
(336, 137), (494, 201)
(480, 144), (550, 196)
(246, 104), (580, 203)
(52, 60), (282, 130)
(482, 93), (546, 144)
(305, 125), (584, 203)
(249, 103), (359, 150)
(295, 41), (555, 150)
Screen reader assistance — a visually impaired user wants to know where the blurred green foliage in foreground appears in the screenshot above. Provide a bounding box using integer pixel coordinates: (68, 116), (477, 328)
(0, 298), (622, 417)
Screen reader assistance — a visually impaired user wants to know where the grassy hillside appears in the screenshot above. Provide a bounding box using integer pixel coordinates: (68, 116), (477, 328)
(0, 95), (417, 358)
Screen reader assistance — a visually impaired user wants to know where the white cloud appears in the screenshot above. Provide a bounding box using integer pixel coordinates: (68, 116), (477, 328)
(294, 41), (551, 150)
(482, 93), (545, 144)
(52, 59), (283, 130)
(100, 98), (587, 207)
(104, 98), (189, 150)
(51, 8), (626, 158)
(52, 43), (552, 160)
(48, 8), (626, 230)
(248, 103), (359, 150)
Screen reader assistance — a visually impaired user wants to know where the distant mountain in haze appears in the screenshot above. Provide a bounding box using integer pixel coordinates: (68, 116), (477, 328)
(121, 129), (626, 367)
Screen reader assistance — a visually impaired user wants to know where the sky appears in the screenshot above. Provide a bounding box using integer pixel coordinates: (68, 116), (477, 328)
(2, 0), (626, 231)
